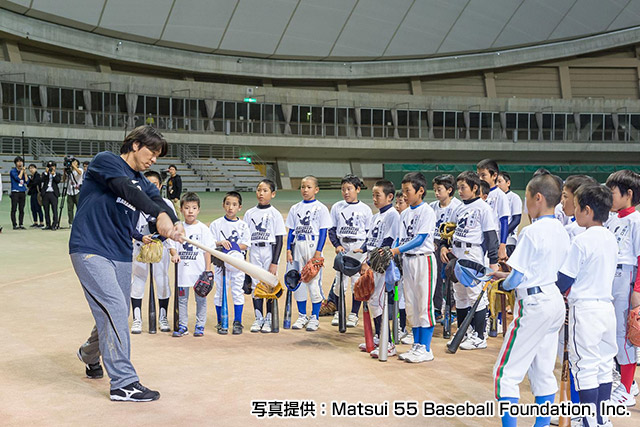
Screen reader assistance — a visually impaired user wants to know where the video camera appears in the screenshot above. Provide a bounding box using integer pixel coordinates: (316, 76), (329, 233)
(63, 155), (76, 172)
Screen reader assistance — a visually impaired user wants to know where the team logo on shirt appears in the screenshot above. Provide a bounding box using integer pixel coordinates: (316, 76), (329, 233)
(613, 225), (630, 247)
(398, 217), (417, 245)
(116, 197), (136, 211)
(366, 219), (382, 247)
(250, 214), (272, 241)
(295, 207), (320, 234)
(338, 211), (366, 236)
(455, 209), (480, 238)
(180, 234), (198, 260)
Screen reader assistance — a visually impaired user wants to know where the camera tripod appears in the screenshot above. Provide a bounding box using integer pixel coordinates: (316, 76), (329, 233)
(54, 169), (79, 229)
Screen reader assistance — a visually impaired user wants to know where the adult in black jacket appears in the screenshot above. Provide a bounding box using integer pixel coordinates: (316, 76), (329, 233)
(166, 164), (182, 217)
(40, 161), (61, 230)
(27, 164), (44, 227)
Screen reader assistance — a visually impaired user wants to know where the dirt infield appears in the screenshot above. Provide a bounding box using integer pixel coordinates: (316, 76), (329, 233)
(0, 190), (637, 426)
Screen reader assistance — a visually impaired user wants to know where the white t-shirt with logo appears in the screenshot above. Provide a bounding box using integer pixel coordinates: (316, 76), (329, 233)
(452, 198), (498, 245)
(172, 221), (215, 287)
(508, 217), (570, 289)
(243, 205), (286, 244)
(286, 199), (332, 238)
(209, 216), (251, 252)
(365, 206), (400, 249)
(559, 226), (618, 303)
(330, 200), (372, 240)
(397, 202), (436, 255)
(605, 210), (640, 267)
(430, 197), (462, 241)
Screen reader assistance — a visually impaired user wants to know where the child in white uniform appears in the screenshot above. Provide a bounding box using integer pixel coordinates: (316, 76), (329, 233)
(477, 159), (510, 261)
(496, 172), (522, 257)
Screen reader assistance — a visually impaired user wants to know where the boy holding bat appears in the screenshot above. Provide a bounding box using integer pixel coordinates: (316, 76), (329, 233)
(491, 174), (570, 427)
(172, 192), (215, 337)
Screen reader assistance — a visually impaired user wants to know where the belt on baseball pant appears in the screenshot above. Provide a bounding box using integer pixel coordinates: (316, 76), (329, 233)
(453, 241), (474, 248)
(404, 252), (429, 258)
(296, 235), (316, 241)
(252, 242), (268, 247)
(515, 286), (544, 299)
(341, 237), (359, 243)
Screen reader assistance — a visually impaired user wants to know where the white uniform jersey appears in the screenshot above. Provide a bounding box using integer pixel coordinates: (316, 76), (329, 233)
(173, 221), (215, 287)
(397, 202), (436, 254)
(486, 187), (510, 231)
(559, 226), (618, 303)
(330, 200), (372, 240)
(134, 198), (176, 249)
(554, 203), (569, 225)
(286, 199), (332, 238)
(564, 218), (585, 243)
(452, 198), (498, 245)
(209, 216), (251, 253)
(505, 191), (523, 244)
(430, 197), (462, 241)
(365, 205), (400, 249)
(605, 210), (640, 266)
(508, 217), (570, 288)
(243, 205), (286, 244)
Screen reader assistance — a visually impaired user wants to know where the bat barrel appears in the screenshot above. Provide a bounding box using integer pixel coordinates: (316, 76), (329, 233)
(379, 292), (389, 362)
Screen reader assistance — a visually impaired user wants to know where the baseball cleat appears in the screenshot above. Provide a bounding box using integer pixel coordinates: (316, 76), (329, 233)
(398, 343), (420, 361)
(216, 323), (228, 335)
(370, 343), (397, 359)
(460, 334), (487, 350)
(631, 380), (639, 396)
(306, 315), (320, 331)
(158, 316), (170, 332)
(610, 383), (637, 406)
(250, 318), (264, 333)
(331, 312), (339, 326)
(77, 348), (103, 379)
(346, 313), (359, 328)
(110, 381), (160, 402)
(261, 313), (272, 333)
(232, 321), (243, 335)
(359, 335), (380, 351)
(172, 325), (188, 337)
(131, 319), (142, 334)
(292, 315), (309, 330)
(404, 345), (434, 363)
(193, 325), (205, 337)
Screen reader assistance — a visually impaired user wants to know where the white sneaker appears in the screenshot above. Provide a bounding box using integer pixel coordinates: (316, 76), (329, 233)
(131, 318), (142, 334)
(346, 313), (359, 328)
(398, 343), (419, 360)
(631, 380), (639, 396)
(159, 316), (170, 332)
(306, 315), (320, 331)
(370, 343), (397, 358)
(400, 331), (414, 345)
(261, 314), (272, 333)
(610, 383), (637, 406)
(250, 317), (264, 333)
(359, 334), (379, 351)
(398, 328), (409, 341)
(460, 333), (487, 350)
(331, 312), (339, 326)
(447, 328), (473, 347)
(405, 344), (434, 363)
(292, 315), (309, 330)
(612, 368), (621, 390)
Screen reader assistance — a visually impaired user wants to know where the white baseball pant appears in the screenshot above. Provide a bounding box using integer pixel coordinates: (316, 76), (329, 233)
(368, 271), (386, 318)
(452, 244), (488, 310)
(131, 244), (171, 299)
(214, 252), (245, 306)
(294, 238), (324, 304)
(249, 243), (273, 291)
(612, 264), (637, 365)
(401, 253), (437, 328)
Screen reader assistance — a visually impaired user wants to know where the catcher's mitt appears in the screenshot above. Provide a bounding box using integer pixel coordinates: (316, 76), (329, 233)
(136, 239), (163, 263)
(353, 269), (374, 301)
(193, 271), (214, 297)
(369, 247), (393, 274)
(439, 222), (456, 245)
(254, 281), (283, 300)
(301, 257), (324, 282)
(627, 306), (640, 347)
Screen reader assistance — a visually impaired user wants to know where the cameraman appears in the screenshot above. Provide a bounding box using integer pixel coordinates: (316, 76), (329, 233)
(63, 157), (83, 225)
(27, 164), (44, 228)
(41, 161), (61, 230)
(9, 156), (28, 230)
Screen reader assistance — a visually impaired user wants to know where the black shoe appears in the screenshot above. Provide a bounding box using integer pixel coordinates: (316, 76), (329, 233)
(216, 323), (228, 335)
(77, 348), (103, 379)
(110, 381), (160, 402)
(43, 226), (52, 230)
(232, 321), (243, 335)
(30, 224), (39, 228)
(13, 225), (18, 230)
(18, 225), (26, 230)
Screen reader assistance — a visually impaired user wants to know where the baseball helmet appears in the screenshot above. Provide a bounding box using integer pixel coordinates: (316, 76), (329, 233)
(454, 259), (492, 288)
(334, 252), (362, 277)
(284, 261), (301, 291)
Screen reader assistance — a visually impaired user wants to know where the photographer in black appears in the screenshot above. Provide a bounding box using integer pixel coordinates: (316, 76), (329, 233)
(62, 156), (83, 225)
(27, 164), (44, 228)
(40, 161), (61, 230)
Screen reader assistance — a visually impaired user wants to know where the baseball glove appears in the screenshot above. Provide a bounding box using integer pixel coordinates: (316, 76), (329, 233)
(136, 239), (163, 263)
(301, 257), (324, 282)
(627, 306), (640, 347)
(353, 269), (375, 301)
(254, 281), (283, 300)
(243, 274), (253, 295)
(369, 247), (393, 274)
(193, 271), (214, 297)
(439, 222), (457, 246)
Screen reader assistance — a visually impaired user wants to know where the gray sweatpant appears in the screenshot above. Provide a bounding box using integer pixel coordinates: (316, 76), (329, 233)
(71, 253), (138, 389)
(178, 287), (207, 329)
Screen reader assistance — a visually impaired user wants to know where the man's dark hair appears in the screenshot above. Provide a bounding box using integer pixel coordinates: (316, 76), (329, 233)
(144, 170), (162, 183)
(120, 126), (167, 157)
(28, 163), (37, 169)
(374, 179), (395, 198)
(564, 175), (597, 194)
(432, 174), (456, 196)
(341, 174), (363, 190)
(527, 174), (563, 208)
(180, 192), (200, 208)
(82, 161), (89, 166)
(168, 164), (177, 170)
(456, 171), (481, 196)
(479, 180), (491, 196)
(477, 159), (499, 177)
(606, 170), (640, 206)
(533, 168), (550, 177)
(499, 171), (511, 183)
(258, 179), (277, 192)
(14, 156), (23, 164)
(574, 184), (613, 223)
(401, 172), (427, 199)
(224, 191), (242, 205)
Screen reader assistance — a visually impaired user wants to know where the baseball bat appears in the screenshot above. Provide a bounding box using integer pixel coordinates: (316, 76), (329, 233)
(559, 302), (571, 427)
(392, 283), (399, 344)
(379, 291), (389, 362)
(283, 289), (292, 329)
(443, 276), (452, 339)
(446, 280), (492, 354)
(363, 302), (374, 353)
(271, 299), (280, 333)
(173, 263), (179, 331)
(338, 272), (346, 333)
(148, 263), (157, 334)
(221, 264), (228, 330)
(182, 237), (277, 286)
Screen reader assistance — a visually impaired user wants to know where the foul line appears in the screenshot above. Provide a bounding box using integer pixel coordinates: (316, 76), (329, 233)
(0, 268), (73, 288)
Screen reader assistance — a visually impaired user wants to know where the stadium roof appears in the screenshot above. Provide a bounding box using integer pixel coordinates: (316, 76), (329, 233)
(2, 0), (640, 61)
